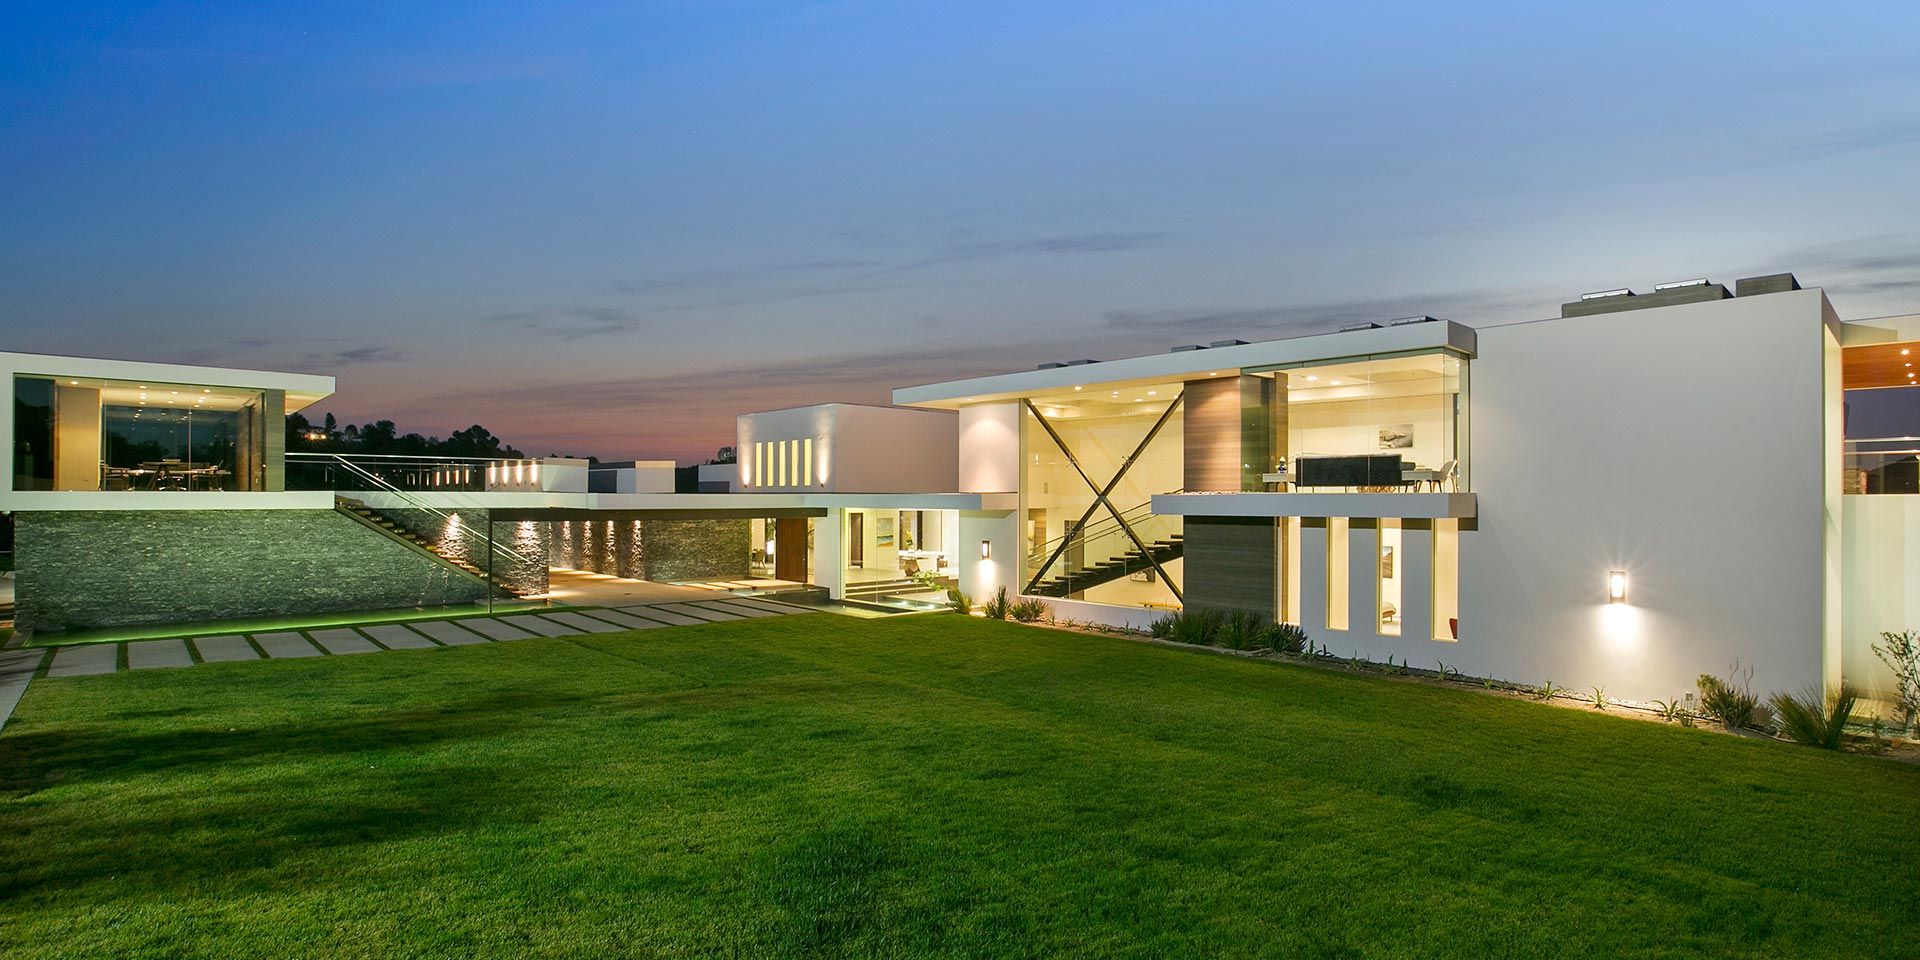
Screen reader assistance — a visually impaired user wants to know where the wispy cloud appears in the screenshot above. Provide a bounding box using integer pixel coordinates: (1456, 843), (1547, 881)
(488, 305), (644, 341)
(302, 344), (409, 369)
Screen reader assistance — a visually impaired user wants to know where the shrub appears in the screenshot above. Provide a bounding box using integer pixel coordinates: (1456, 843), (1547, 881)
(945, 587), (972, 615)
(981, 587), (1011, 620)
(1266, 622), (1309, 655)
(1872, 629), (1920, 734)
(1698, 665), (1759, 730)
(1169, 609), (1226, 647)
(1009, 598), (1048, 622)
(1770, 684), (1860, 750)
(1218, 609), (1266, 650)
(1149, 614), (1176, 639)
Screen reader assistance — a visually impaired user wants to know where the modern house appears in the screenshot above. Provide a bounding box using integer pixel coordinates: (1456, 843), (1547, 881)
(4, 270), (1917, 713)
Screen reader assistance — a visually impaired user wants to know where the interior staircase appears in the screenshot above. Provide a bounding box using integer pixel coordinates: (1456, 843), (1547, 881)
(335, 497), (536, 599)
(1025, 494), (1183, 598)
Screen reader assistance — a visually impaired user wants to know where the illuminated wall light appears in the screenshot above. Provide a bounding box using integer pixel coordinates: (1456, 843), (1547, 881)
(1608, 570), (1628, 604)
(979, 540), (992, 559)
(530, 463), (540, 486)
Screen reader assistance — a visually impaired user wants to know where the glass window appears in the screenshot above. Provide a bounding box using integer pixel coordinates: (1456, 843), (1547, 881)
(1021, 386), (1183, 609)
(1378, 519), (1402, 636)
(1255, 350), (1469, 492)
(12, 376), (54, 491)
(101, 389), (262, 491)
(1326, 517), (1350, 630)
(1432, 518), (1459, 641)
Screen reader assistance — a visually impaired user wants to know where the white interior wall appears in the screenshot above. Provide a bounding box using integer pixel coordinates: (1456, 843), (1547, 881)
(1289, 393), (1451, 472)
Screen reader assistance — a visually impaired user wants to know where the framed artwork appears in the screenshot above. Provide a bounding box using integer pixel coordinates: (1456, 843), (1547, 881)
(1379, 424), (1414, 449)
(1380, 546), (1395, 579)
(876, 515), (895, 546)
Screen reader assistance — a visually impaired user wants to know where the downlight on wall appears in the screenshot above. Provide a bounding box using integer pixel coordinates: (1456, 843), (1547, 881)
(979, 540), (992, 559)
(1608, 570), (1628, 604)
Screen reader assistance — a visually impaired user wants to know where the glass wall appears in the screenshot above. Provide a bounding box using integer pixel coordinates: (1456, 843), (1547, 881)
(12, 375), (268, 492)
(1020, 385), (1184, 609)
(841, 507), (959, 609)
(1254, 350), (1469, 492)
(1843, 383), (1920, 494)
(12, 377), (53, 490)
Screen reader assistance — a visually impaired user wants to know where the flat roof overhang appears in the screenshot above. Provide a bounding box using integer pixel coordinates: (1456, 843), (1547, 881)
(0, 350), (336, 412)
(1153, 492), (1477, 520)
(890, 320), (1476, 409)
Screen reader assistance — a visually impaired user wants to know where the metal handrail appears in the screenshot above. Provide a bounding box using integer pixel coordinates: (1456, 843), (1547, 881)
(1023, 493), (1175, 568)
(322, 454), (537, 568)
(287, 451), (542, 464)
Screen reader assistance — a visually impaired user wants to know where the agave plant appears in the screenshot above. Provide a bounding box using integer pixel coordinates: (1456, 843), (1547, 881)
(1769, 684), (1860, 750)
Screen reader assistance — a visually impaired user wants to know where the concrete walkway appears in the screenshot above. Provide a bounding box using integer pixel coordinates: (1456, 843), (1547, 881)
(16, 598), (814, 682)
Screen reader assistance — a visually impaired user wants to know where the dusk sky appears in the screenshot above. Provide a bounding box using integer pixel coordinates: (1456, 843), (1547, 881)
(6, 1), (1920, 461)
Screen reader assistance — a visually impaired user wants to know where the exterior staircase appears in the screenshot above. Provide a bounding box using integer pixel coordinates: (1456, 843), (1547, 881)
(335, 497), (535, 599)
(844, 574), (955, 602)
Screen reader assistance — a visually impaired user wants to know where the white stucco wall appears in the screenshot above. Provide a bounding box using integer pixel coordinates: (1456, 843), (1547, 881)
(738, 404), (956, 493)
(957, 403), (1021, 494)
(1842, 495), (1920, 704)
(1456, 289), (1834, 702)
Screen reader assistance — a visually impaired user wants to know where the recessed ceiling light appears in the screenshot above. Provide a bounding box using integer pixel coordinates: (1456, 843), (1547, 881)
(1147, 390), (1157, 396)
(1331, 380), (1342, 386)
(1905, 349), (1913, 356)
(1133, 397), (1144, 402)
(1073, 385), (1082, 391)
(1306, 375), (1318, 382)
(1208, 371), (1218, 377)
(202, 388), (210, 393)
(67, 380), (77, 385)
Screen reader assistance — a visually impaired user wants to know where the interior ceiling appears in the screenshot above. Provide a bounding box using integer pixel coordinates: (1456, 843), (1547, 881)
(1844, 340), (1920, 390)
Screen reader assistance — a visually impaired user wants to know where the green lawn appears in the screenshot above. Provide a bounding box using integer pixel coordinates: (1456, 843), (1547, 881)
(3, 616), (1916, 959)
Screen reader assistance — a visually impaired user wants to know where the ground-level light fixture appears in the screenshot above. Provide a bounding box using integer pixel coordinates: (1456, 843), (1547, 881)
(1608, 570), (1628, 604)
(979, 540), (992, 559)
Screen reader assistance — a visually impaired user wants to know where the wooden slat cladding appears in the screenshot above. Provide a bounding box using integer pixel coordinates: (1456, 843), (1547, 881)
(1181, 516), (1279, 619)
(1183, 375), (1278, 492)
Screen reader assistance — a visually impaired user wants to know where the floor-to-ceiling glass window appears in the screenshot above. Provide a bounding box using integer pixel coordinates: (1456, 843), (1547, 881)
(1252, 351), (1469, 492)
(1020, 385), (1185, 609)
(841, 508), (960, 609)
(12, 375), (267, 492)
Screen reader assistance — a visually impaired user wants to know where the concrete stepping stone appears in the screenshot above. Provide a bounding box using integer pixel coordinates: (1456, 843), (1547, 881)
(253, 632), (322, 659)
(461, 618), (540, 641)
(195, 635), (260, 662)
(496, 615), (578, 638)
(541, 611), (626, 633)
(411, 620), (491, 646)
(363, 623), (437, 649)
(578, 609), (670, 630)
(612, 605), (708, 626)
(693, 600), (782, 619)
(127, 638), (193, 670)
(717, 597), (812, 615)
(654, 602), (744, 622)
(309, 628), (380, 655)
(0, 649), (49, 731)
(48, 644), (118, 677)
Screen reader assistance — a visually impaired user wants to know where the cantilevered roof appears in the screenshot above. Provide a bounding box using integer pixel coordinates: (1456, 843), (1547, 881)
(0, 350), (336, 412)
(890, 320), (1475, 409)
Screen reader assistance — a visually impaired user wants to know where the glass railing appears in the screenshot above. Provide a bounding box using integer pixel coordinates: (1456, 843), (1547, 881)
(1845, 438), (1920, 495)
(1265, 454), (1462, 492)
(286, 452), (550, 493)
(1025, 496), (1183, 598)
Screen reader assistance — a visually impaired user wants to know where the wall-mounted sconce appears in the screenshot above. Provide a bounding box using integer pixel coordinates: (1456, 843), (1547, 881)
(980, 540), (992, 559)
(1607, 570), (1628, 604)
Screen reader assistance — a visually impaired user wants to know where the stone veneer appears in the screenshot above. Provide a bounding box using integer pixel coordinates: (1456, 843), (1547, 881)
(14, 509), (490, 633)
(549, 518), (749, 582)
(376, 508), (551, 597)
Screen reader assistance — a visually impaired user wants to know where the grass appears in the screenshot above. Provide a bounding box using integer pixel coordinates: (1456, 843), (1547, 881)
(18, 599), (555, 647)
(2, 615), (1916, 959)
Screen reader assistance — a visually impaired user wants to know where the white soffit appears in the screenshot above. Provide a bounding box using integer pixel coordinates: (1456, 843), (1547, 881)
(890, 321), (1475, 408)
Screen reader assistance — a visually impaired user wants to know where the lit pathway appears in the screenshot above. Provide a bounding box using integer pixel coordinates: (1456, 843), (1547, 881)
(16, 599), (815, 682)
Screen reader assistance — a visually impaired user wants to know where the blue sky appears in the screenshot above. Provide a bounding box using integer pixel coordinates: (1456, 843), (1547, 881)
(5, 1), (1920, 459)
